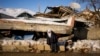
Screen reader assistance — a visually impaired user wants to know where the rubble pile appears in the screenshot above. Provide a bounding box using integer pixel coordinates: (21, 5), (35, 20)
(34, 6), (74, 18)
(0, 40), (47, 52)
(71, 40), (100, 53)
(0, 40), (100, 53)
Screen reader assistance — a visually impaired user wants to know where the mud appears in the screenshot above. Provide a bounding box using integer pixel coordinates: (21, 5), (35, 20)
(0, 52), (100, 56)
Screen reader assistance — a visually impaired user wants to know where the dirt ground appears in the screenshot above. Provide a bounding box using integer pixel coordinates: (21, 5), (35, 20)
(0, 52), (100, 56)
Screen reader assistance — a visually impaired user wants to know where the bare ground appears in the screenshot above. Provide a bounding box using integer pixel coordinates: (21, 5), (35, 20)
(0, 52), (100, 56)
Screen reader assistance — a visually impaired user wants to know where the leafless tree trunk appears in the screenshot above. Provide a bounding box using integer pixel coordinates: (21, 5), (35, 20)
(74, 0), (100, 27)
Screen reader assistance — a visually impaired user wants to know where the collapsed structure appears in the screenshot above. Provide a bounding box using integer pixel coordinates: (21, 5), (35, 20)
(0, 6), (76, 35)
(0, 6), (100, 52)
(1, 6), (98, 40)
(34, 6), (74, 18)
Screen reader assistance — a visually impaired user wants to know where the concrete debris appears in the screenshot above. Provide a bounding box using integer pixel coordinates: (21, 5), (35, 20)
(70, 40), (100, 53)
(0, 40), (100, 53)
(0, 40), (46, 52)
(34, 6), (74, 18)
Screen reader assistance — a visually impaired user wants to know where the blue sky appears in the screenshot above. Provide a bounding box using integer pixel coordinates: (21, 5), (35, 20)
(0, 0), (86, 12)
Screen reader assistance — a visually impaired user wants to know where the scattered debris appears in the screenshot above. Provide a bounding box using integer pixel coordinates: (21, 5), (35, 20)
(34, 6), (75, 18)
(70, 40), (100, 53)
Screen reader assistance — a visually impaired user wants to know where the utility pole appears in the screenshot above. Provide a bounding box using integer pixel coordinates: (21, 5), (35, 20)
(38, 4), (41, 13)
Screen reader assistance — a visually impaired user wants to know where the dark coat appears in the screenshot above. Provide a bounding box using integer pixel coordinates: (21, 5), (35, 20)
(47, 31), (58, 45)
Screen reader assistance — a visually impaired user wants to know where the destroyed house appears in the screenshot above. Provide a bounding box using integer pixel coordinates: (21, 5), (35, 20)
(17, 12), (33, 18)
(0, 8), (35, 19)
(78, 7), (94, 19)
(0, 13), (14, 18)
(0, 6), (90, 40)
(0, 12), (33, 19)
(34, 6), (75, 18)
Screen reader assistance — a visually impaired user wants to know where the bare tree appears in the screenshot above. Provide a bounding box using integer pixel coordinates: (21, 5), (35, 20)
(74, 0), (100, 18)
(74, 0), (100, 27)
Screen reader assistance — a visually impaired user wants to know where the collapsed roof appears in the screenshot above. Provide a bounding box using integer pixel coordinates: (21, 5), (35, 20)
(34, 6), (75, 18)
